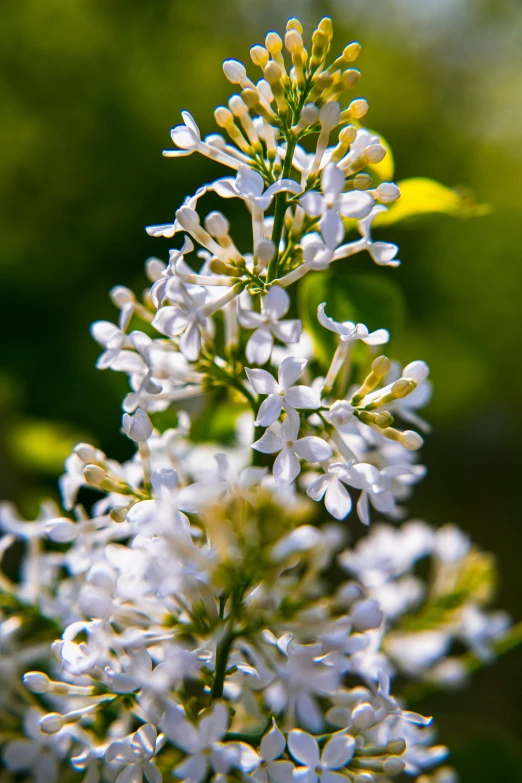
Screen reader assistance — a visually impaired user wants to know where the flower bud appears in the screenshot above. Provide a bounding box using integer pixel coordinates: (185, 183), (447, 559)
(371, 355), (391, 377)
(344, 42), (362, 62)
(110, 504), (131, 523)
(352, 702), (376, 730)
(400, 430), (424, 450)
(265, 31), (283, 57)
(318, 17), (333, 36)
(383, 758), (405, 776)
(286, 18), (303, 34)
(209, 259), (238, 276)
(109, 286), (135, 309)
(45, 518), (77, 543)
(176, 206), (201, 232)
(285, 29), (303, 54)
(24, 671), (51, 693)
(350, 599), (383, 631)
(354, 173), (373, 190)
(83, 464), (107, 487)
(365, 144), (387, 164)
(123, 409), (153, 443)
(250, 45), (269, 68)
(387, 739), (406, 755)
(255, 239), (276, 264)
(375, 182), (400, 203)
(342, 69), (361, 89)
(340, 125), (357, 144)
(214, 106), (235, 128)
(391, 379), (416, 399)
(40, 712), (65, 734)
(329, 400), (354, 427)
(204, 211), (229, 237)
(346, 98), (369, 120)
(223, 59), (248, 85)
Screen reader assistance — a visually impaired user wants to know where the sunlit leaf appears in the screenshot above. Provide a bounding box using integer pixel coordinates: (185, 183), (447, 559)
(7, 419), (88, 475)
(374, 177), (490, 226)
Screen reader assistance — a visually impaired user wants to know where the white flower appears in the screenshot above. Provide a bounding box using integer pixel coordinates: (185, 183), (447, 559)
(163, 702), (234, 783)
(317, 303), (389, 346)
(250, 721), (294, 783)
(152, 285), (208, 362)
(105, 724), (163, 783)
(288, 729), (356, 783)
(264, 638), (340, 732)
(215, 165), (301, 212)
(2, 709), (70, 783)
(252, 409), (332, 485)
(238, 286), (302, 365)
(123, 408), (153, 443)
(307, 461), (413, 523)
(246, 357), (321, 427)
(300, 164), (374, 250)
(354, 206), (401, 267)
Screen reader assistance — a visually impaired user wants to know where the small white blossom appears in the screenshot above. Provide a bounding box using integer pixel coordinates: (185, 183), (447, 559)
(288, 729), (356, 783)
(317, 303), (389, 346)
(239, 286), (302, 365)
(246, 357), (321, 427)
(252, 409), (333, 485)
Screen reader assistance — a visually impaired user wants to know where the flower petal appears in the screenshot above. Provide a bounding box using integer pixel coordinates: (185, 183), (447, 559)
(284, 385), (321, 410)
(246, 368), (279, 395)
(264, 285), (290, 319)
(288, 731), (320, 767)
(255, 394), (284, 427)
(278, 356), (307, 390)
(252, 428), (285, 454)
(246, 328), (274, 366)
(321, 735), (356, 769)
(293, 436), (333, 463)
(273, 447), (301, 484)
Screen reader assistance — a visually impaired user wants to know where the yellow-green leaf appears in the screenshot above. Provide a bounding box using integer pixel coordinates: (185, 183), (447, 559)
(6, 419), (89, 475)
(374, 177), (490, 226)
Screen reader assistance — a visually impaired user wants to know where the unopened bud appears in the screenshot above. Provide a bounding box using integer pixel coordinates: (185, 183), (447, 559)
(372, 355), (391, 377)
(255, 239), (276, 264)
(250, 45), (269, 68)
(110, 285), (135, 307)
(223, 59), (248, 85)
(365, 144), (387, 164)
(387, 739), (406, 755)
(45, 518), (77, 543)
(383, 758), (405, 776)
(340, 125), (357, 144)
(391, 379), (416, 399)
(40, 713), (65, 734)
(264, 60), (283, 85)
(400, 430), (424, 450)
(176, 206), (201, 232)
(83, 464), (106, 487)
(286, 18), (303, 34)
(318, 17), (333, 36)
(204, 211), (230, 237)
(375, 182), (400, 203)
(285, 30), (303, 53)
(24, 671), (51, 693)
(344, 42), (362, 62)
(346, 98), (369, 120)
(74, 442), (103, 464)
(354, 174), (373, 190)
(122, 409), (153, 443)
(214, 106), (234, 128)
(209, 259), (238, 276)
(352, 702), (376, 730)
(342, 69), (361, 89)
(329, 400), (354, 427)
(110, 504), (131, 523)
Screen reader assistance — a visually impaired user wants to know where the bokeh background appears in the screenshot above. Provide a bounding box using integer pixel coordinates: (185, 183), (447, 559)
(1, 0), (521, 779)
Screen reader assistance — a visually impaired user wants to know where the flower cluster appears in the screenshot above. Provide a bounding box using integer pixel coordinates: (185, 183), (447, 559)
(0, 15), (515, 783)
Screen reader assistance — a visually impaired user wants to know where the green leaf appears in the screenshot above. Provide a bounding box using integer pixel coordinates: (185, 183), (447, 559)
(299, 270), (406, 372)
(374, 177), (490, 226)
(6, 418), (88, 475)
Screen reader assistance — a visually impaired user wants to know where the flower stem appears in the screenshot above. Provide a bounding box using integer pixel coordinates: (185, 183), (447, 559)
(267, 136), (298, 283)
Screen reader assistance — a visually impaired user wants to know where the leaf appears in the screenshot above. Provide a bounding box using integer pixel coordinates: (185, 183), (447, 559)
(299, 270), (405, 372)
(6, 419), (89, 475)
(374, 177), (490, 226)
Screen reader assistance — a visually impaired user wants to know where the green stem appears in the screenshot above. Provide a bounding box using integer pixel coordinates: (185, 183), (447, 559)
(267, 136), (298, 283)
(210, 627), (235, 701)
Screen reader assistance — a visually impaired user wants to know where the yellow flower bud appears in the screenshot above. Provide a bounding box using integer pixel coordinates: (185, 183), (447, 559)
(250, 45), (269, 69)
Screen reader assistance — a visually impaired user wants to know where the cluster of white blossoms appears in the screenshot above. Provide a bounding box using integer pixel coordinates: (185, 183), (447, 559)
(0, 16), (517, 783)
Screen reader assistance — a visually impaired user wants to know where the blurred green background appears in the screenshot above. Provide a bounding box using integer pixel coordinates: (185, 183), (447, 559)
(0, 0), (521, 779)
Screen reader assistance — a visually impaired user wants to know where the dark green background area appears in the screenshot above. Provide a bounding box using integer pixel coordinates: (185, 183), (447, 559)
(0, 1), (521, 779)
